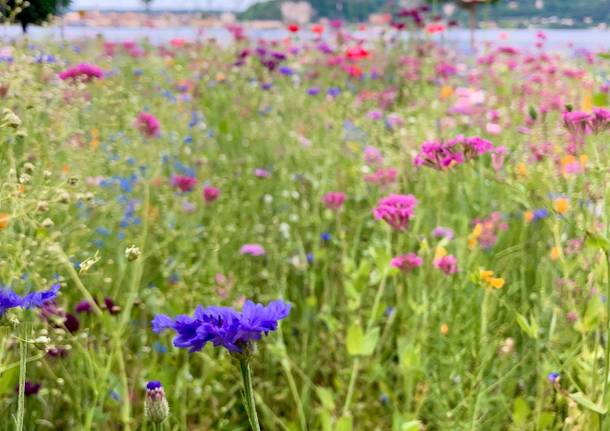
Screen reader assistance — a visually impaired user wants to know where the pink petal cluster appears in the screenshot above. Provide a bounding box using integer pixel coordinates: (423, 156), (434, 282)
(434, 255), (458, 275)
(413, 135), (496, 170)
(391, 253), (423, 272)
(203, 186), (220, 202)
(323, 192), (346, 210)
(136, 112), (161, 137)
(239, 244), (266, 256)
(171, 175), (197, 192)
(364, 167), (398, 186)
(373, 194), (418, 231)
(58, 63), (104, 81)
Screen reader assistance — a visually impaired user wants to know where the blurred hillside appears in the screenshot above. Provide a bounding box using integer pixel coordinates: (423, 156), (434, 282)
(240, 0), (610, 27)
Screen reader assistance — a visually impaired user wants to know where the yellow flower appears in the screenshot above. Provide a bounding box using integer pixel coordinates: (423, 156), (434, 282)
(515, 162), (528, 178)
(468, 223), (482, 249)
(480, 269), (505, 289)
(550, 246), (561, 261)
(554, 198), (569, 215)
(479, 269), (494, 281)
(488, 277), (505, 289)
(581, 92), (593, 112)
(434, 246), (447, 261)
(524, 211), (534, 223)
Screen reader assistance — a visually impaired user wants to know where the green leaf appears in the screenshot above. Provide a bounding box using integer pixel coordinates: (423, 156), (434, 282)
(513, 397), (530, 425)
(570, 392), (607, 415)
(538, 411), (555, 429)
(401, 420), (422, 431)
(515, 313), (532, 337)
(316, 387), (335, 411)
(593, 92), (608, 107)
(585, 231), (610, 251)
(360, 327), (380, 356)
(335, 415), (353, 431)
(346, 323), (364, 356)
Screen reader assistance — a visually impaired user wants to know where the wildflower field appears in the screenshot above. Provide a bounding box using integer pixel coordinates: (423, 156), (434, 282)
(0, 17), (610, 431)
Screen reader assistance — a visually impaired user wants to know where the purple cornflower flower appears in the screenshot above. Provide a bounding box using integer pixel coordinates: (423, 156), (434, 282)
(0, 283), (60, 315)
(152, 299), (291, 353)
(373, 194), (418, 231)
(145, 381), (169, 423)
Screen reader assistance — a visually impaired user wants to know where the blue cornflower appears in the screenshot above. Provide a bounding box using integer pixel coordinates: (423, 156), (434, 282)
(306, 253), (314, 264)
(307, 87), (320, 96)
(533, 208), (549, 221)
(548, 372), (560, 384)
(152, 299), (291, 354)
(327, 87), (341, 97)
(279, 66), (293, 76)
(0, 283), (60, 316)
(321, 232), (331, 241)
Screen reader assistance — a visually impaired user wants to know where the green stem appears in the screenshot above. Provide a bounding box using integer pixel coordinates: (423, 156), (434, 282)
(342, 359), (360, 416)
(602, 250), (610, 408)
(16, 322), (29, 431)
(239, 358), (261, 431)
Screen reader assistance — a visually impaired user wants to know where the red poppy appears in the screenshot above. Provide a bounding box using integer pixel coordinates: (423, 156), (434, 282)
(311, 24), (324, 34)
(287, 24), (299, 33)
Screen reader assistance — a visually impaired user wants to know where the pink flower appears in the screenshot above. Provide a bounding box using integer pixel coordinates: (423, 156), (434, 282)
(413, 135), (495, 170)
(391, 253), (422, 272)
(255, 168), (270, 178)
(323, 192), (346, 210)
(432, 226), (454, 240)
(434, 255), (458, 275)
(58, 63), (104, 81)
(486, 123), (502, 135)
(364, 167), (398, 186)
(239, 244), (266, 256)
(203, 186), (220, 202)
(136, 112), (161, 137)
(591, 108), (610, 134)
(373, 194), (418, 231)
(363, 146), (384, 166)
(171, 175), (197, 192)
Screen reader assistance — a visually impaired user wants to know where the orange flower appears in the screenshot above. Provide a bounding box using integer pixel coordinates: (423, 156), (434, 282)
(524, 211), (534, 223)
(440, 323), (449, 335)
(439, 85), (454, 100)
(515, 162), (528, 178)
(550, 246), (562, 261)
(0, 213), (9, 229)
(554, 198), (569, 215)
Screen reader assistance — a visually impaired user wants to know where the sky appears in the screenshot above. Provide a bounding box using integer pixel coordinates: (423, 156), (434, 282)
(71, 0), (260, 11)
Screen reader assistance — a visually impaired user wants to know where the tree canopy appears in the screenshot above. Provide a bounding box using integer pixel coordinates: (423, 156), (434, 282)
(1, 0), (72, 33)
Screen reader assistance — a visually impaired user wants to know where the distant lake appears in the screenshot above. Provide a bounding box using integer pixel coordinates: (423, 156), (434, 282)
(0, 25), (608, 51)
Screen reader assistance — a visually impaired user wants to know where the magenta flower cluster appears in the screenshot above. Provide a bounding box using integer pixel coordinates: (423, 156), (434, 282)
(58, 63), (104, 81)
(413, 135), (496, 170)
(373, 194), (418, 231)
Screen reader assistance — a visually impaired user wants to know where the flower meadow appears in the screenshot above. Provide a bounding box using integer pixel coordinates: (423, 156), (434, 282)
(0, 18), (609, 431)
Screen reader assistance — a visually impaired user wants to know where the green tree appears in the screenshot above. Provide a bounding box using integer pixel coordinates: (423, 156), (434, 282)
(429, 0), (500, 47)
(1, 0), (72, 33)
